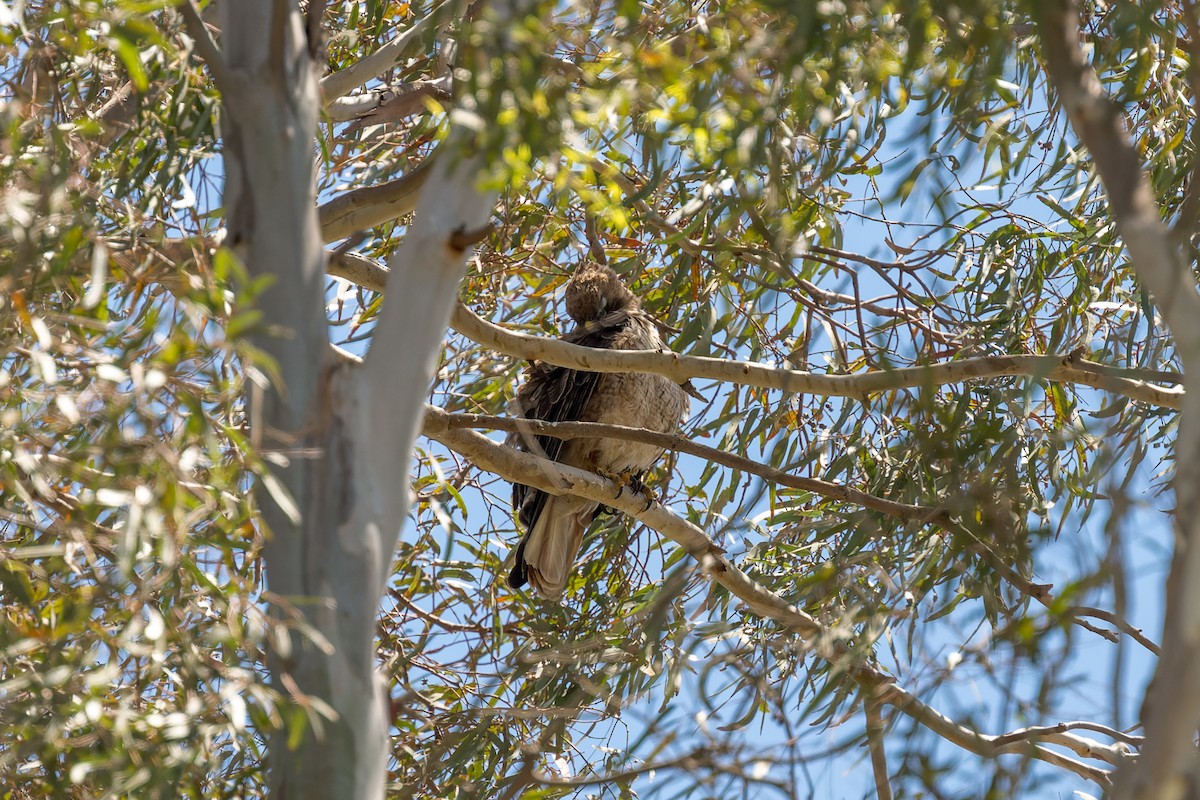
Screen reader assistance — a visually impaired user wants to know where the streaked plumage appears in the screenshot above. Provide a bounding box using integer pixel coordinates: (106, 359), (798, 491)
(507, 263), (689, 598)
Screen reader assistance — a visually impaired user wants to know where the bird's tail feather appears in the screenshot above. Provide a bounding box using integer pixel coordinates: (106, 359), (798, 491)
(510, 496), (596, 598)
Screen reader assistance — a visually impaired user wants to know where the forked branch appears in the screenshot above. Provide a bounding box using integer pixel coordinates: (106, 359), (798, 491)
(420, 406), (1118, 785)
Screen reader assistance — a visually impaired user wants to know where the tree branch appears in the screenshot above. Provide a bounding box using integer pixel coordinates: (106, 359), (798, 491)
(178, 0), (233, 90)
(450, 302), (1184, 409)
(437, 410), (1165, 656)
(328, 250), (390, 292)
(327, 78), (452, 126)
(354, 121), (496, 528)
(319, 11), (439, 101)
(532, 747), (790, 794)
(322, 251), (1184, 410)
(532, 748), (716, 788)
(1069, 606), (1161, 657)
(420, 407), (1116, 785)
(1172, 0), (1200, 243)
(992, 721), (1142, 750)
(875, 681), (1115, 779)
(436, 410), (938, 521)
(421, 406), (829, 645)
(91, 80), (162, 146)
(317, 159), (433, 243)
(1037, 3), (1200, 797)
(866, 698), (893, 800)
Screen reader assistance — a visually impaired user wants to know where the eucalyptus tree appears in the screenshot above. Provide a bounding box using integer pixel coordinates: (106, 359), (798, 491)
(1, 1), (1195, 799)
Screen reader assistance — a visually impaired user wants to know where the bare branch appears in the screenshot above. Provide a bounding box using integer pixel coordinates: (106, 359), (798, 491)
(421, 406), (826, 642)
(1069, 606), (1161, 656)
(94, 80), (136, 123)
(866, 698), (893, 800)
(91, 80), (154, 145)
(436, 410), (939, 521)
(388, 588), (526, 637)
(327, 78), (452, 126)
(808, 244), (915, 274)
(532, 747), (790, 794)
(450, 302), (1184, 409)
(318, 159), (433, 242)
(355, 123), (496, 503)
(992, 721), (1143, 750)
(876, 682), (1115, 780)
(328, 250), (389, 292)
(320, 11), (439, 101)
(437, 410), (1164, 657)
(532, 748), (717, 788)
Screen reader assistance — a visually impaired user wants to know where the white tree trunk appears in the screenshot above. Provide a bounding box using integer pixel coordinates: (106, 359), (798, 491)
(216, 4), (495, 798)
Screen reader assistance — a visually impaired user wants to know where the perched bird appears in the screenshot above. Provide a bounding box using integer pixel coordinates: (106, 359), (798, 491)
(507, 262), (690, 598)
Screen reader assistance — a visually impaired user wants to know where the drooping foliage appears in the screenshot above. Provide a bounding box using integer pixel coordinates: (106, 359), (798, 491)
(1, 1), (1186, 797)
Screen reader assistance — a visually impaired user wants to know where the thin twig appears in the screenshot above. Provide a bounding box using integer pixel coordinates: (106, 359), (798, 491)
(865, 697), (893, 800)
(992, 720), (1143, 749)
(1173, 0), (1200, 242)
(178, 0), (233, 90)
(1069, 606), (1161, 656)
(319, 9), (440, 100)
(389, 587), (526, 636)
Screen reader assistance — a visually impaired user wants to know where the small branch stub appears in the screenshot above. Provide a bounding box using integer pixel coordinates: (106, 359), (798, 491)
(449, 222), (494, 252)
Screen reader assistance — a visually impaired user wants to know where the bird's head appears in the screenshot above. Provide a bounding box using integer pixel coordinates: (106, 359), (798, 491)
(564, 262), (639, 323)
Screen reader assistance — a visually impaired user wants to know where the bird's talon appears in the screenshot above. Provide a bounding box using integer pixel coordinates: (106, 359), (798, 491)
(639, 483), (659, 511)
(598, 469), (631, 499)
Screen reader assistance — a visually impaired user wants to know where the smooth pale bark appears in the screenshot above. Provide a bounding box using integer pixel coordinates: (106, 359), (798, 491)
(217, 4), (364, 797)
(1035, 2), (1200, 797)
(215, 4), (495, 799)
(318, 12), (437, 100)
(449, 302), (1182, 409)
(318, 160), (432, 243)
(320, 251), (1183, 409)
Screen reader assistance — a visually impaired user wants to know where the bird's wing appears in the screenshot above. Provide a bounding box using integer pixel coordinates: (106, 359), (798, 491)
(509, 311), (631, 532)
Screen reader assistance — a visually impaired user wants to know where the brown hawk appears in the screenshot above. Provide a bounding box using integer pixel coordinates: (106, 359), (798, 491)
(507, 263), (690, 598)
